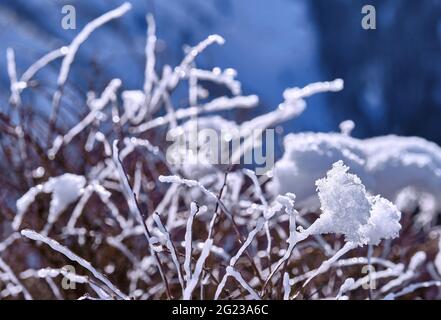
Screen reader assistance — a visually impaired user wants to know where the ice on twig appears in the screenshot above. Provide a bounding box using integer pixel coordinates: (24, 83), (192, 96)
(214, 218), (264, 300)
(335, 278), (355, 300)
(380, 251), (426, 293)
(183, 239), (213, 300)
(48, 79), (121, 157)
(184, 202), (199, 282)
(53, 2), (131, 102)
(226, 266), (261, 300)
(0, 256), (32, 300)
(20, 47), (68, 84)
(384, 281), (441, 300)
(283, 272), (291, 300)
(21, 229), (127, 299)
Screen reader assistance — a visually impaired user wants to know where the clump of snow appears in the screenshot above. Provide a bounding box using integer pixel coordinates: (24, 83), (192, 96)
(308, 161), (371, 243)
(307, 161), (401, 246)
(359, 196), (402, 246)
(287, 161), (401, 287)
(45, 174), (87, 225)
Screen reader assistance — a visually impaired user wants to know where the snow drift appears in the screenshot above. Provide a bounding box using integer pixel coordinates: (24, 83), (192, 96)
(271, 132), (441, 212)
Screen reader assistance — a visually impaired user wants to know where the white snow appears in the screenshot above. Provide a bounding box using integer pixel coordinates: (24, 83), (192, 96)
(283, 272), (291, 300)
(271, 132), (441, 213)
(184, 202), (199, 282)
(14, 173), (86, 230)
(5, 2), (441, 300)
(335, 278), (355, 300)
(45, 174), (87, 225)
(307, 161), (401, 246)
(121, 90), (146, 124)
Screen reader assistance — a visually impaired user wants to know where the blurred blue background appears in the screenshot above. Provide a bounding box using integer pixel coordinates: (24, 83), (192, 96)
(1, 0), (441, 143)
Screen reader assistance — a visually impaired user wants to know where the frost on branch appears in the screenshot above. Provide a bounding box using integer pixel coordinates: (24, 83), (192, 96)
(2, 2), (440, 301)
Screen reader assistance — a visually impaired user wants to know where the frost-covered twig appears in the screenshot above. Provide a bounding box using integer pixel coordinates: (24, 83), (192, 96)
(143, 14), (157, 110)
(214, 218), (264, 300)
(384, 281), (441, 300)
(132, 95), (258, 133)
(20, 47), (68, 84)
(49, 79), (121, 157)
(283, 272), (291, 300)
(0, 233), (20, 252)
(21, 229), (126, 299)
(190, 68), (241, 95)
(7, 48), (22, 106)
(183, 238), (213, 300)
(153, 213), (185, 293)
(112, 140), (172, 299)
(14, 173), (86, 231)
(335, 278), (355, 300)
(302, 242), (358, 288)
(159, 175), (237, 226)
(380, 251), (426, 293)
(20, 267), (113, 300)
(0, 256), (32, 300)
(283, 79), (344, 101)
(261, 194), (300, 292)
(49, 2), (132, 142)
(184, 202), (199, 283)
(226, 266), (261, 300)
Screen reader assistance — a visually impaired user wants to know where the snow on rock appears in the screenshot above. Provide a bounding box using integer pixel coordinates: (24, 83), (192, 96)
(307, 161), (401, 246)
(270, 132), (441, 211)
(14, 174), (86, 230)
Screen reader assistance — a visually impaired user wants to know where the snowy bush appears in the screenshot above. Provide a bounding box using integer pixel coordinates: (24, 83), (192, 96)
(1, 3), (441, 300)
